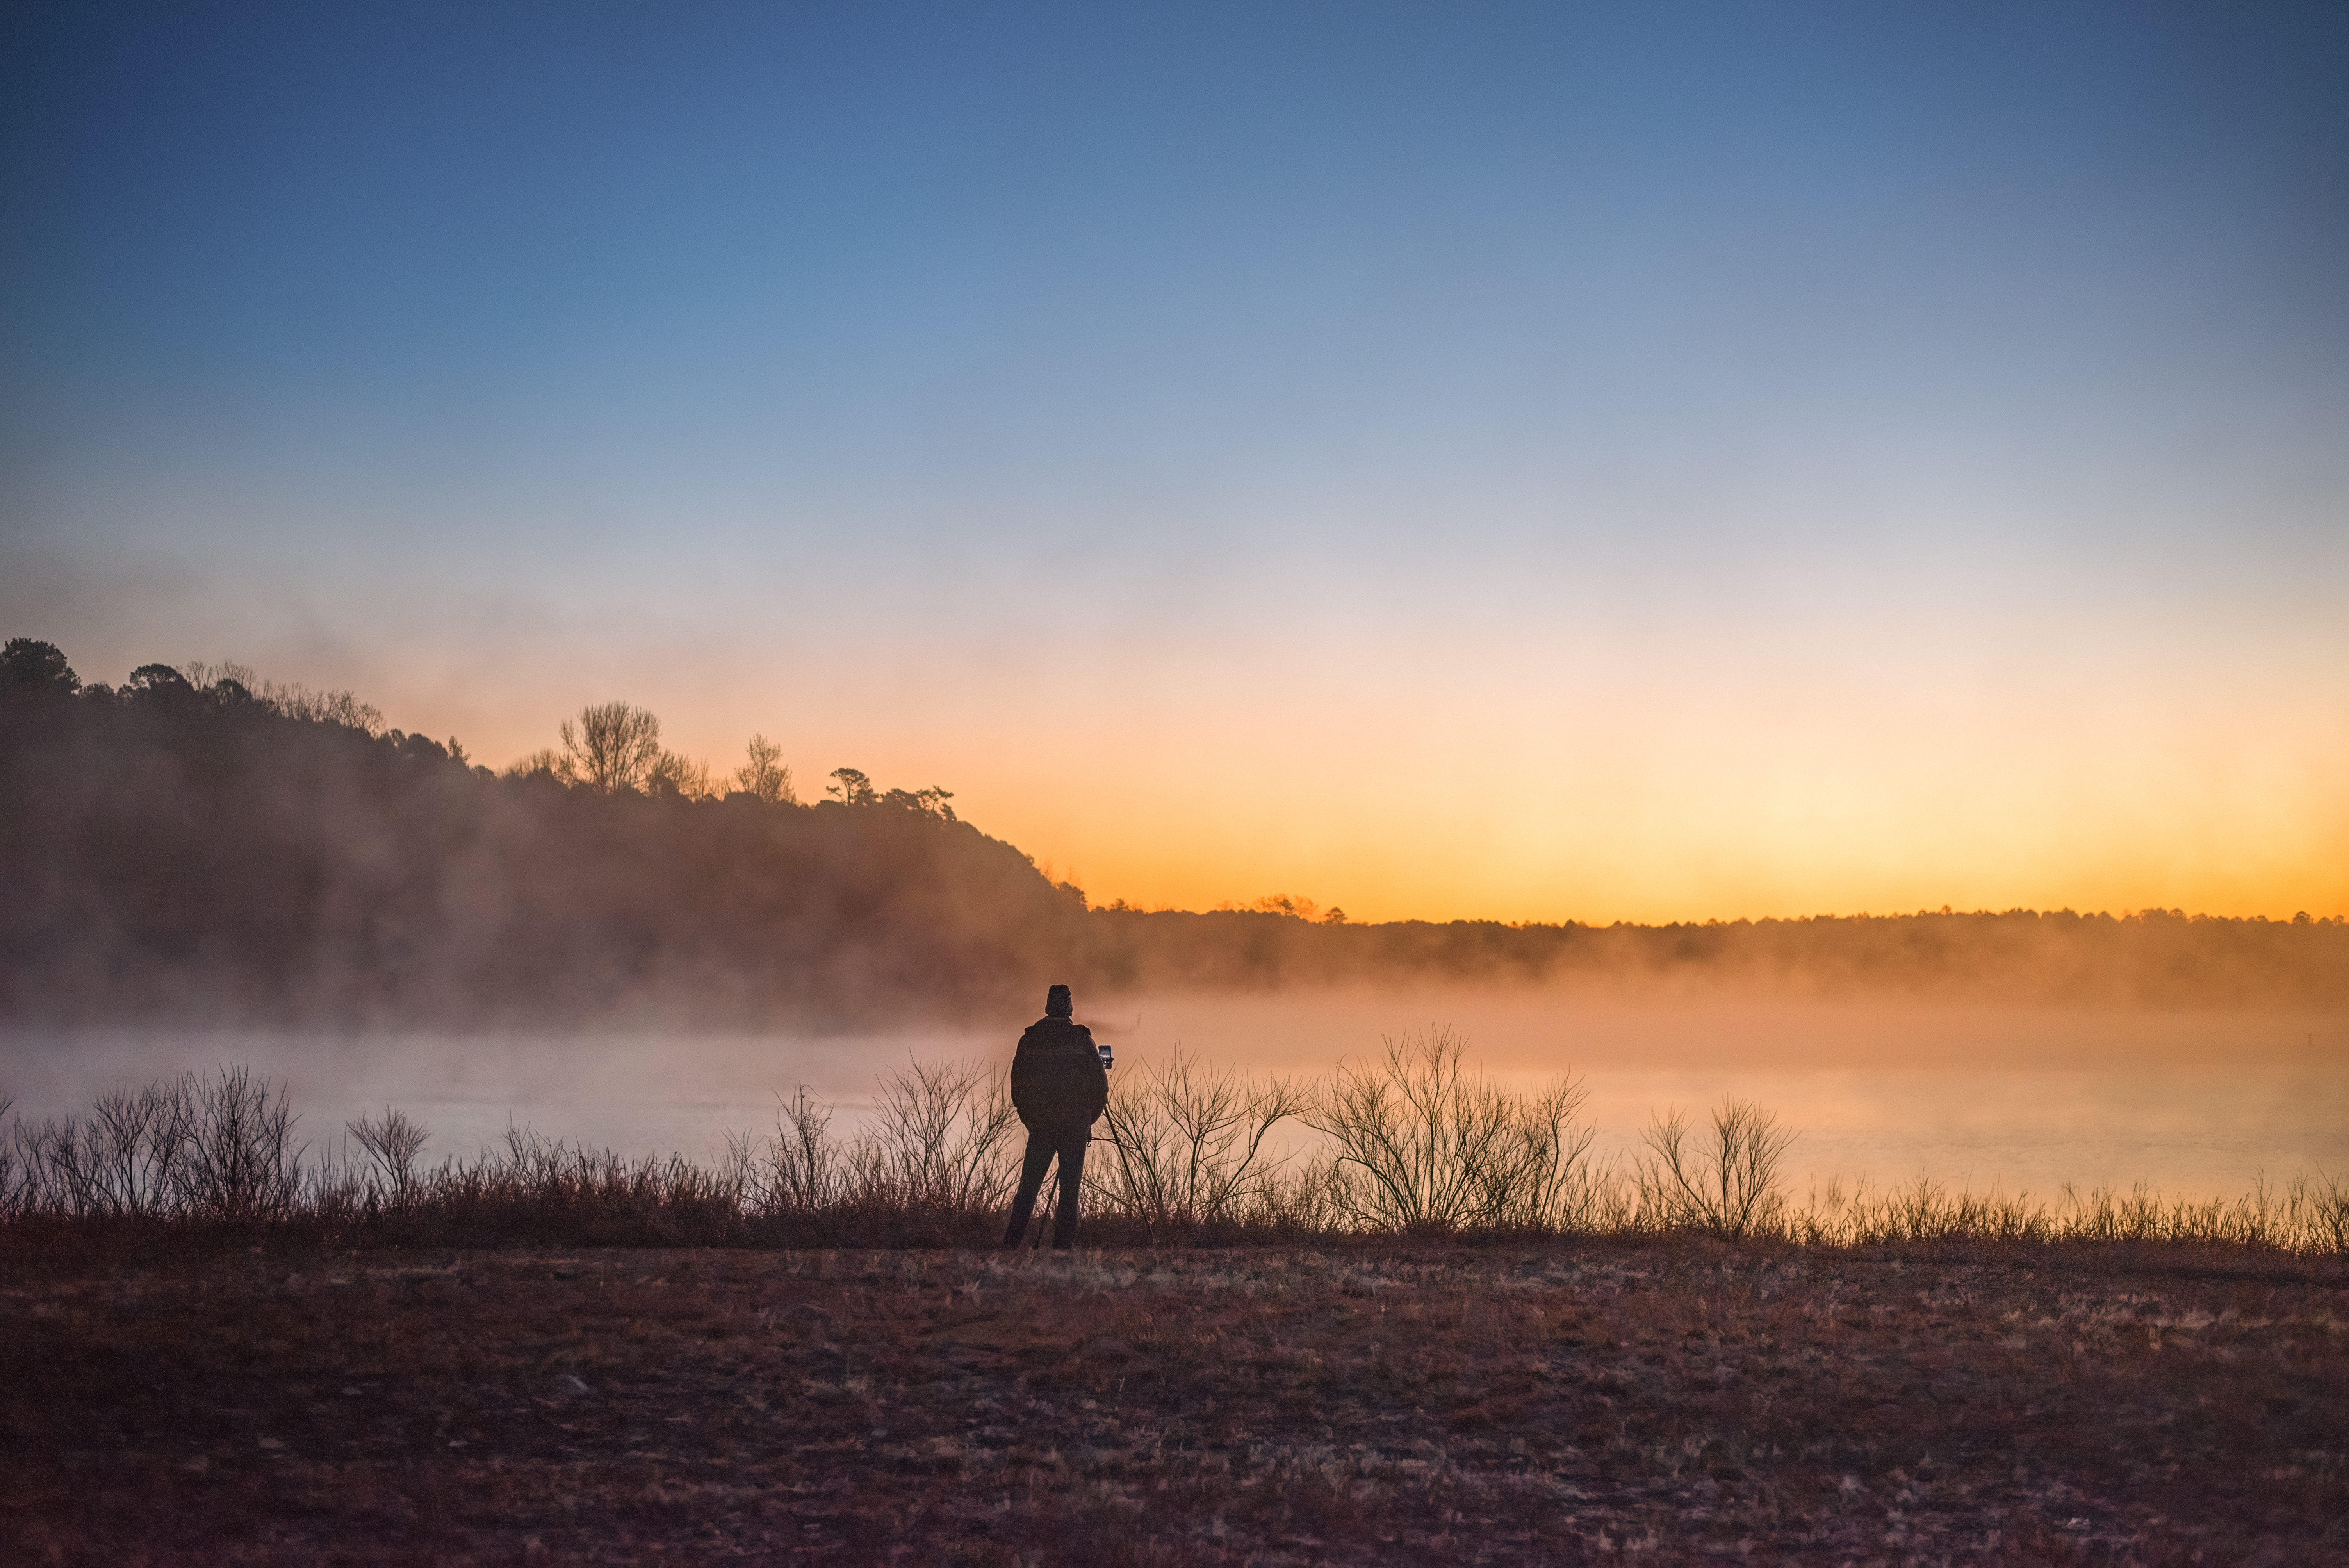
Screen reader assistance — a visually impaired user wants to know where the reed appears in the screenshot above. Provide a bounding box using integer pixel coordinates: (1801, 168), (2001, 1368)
(1789, 1168), (2349, 1252)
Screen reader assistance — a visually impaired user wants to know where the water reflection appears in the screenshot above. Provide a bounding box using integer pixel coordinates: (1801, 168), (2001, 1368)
(4, 988), (2341, 1204)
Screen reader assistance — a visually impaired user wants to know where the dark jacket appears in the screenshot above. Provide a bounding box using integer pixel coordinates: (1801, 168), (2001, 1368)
(1009, 1015), (1109, 1133)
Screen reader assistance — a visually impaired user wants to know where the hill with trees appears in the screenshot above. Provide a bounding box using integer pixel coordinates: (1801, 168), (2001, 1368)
(0, 639), (1088, 1028)
(4, 637), (2342, 1028)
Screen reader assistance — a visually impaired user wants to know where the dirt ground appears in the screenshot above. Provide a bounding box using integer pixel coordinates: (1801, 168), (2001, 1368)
(3, 1239), (2344, 1563)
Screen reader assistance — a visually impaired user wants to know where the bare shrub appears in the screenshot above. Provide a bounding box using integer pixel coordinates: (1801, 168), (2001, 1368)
(83, 1081), (192, 1218)
(1093, 1047), (1308, 1233)
(178, 1067), (305, 1222)
(15, 1117), (86, 1216)
(1637, 1098), (1795, 1237)
(851, 1057), (1019, 1222)
(1488, 1077), (1609, 1233)
(734, 1085), (840, 1216)
(6, 1055), (2340, 1257)
(725, 1065), (1015, 1243)
(8, 1082), (190, 1219)
(9, 1115), (79, 1217)
(0, 1069), (305, 1223)
(1305, 1025), (1599, 1235)
(347, 1106), (429, 1206)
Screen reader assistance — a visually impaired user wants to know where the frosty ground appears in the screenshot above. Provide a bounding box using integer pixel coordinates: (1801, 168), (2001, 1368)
(4, 1239), (2344, 1563)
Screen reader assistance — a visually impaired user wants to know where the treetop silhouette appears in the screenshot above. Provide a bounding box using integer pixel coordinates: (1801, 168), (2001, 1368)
(3, 639), (2341, 1027)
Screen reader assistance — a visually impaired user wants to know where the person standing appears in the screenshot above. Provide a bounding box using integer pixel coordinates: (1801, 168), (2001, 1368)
(1002, 983), (1109, 1250)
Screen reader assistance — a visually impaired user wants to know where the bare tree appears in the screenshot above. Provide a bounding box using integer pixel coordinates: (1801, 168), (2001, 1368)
(260, 681), (384, 734)
(559, 701), (663, 793)
(178, 659), (255, 693)
(735, 733), (796, 803)
(648, 750), (716, 799)
(178, 660), (391, 729)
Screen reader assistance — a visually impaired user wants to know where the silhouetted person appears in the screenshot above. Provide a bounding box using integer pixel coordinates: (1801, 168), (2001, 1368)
(1002, 983), (1109, 1250)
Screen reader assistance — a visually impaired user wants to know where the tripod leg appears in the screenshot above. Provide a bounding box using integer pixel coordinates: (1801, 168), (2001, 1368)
(1035, 1156), (1061, 1250)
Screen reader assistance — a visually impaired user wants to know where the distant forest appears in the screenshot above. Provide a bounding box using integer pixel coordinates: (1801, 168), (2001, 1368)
(4, 638), (2343, 1029)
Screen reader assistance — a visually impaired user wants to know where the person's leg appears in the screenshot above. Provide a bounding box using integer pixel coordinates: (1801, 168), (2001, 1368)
(1050, 1130), (1088, 1249)
(1002, 1129), (1056, 1247)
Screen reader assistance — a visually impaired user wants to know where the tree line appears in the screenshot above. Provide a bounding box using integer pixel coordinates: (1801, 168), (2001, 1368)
(1082, 901), (2349, 1006)
(4, 636), (2342, 1025)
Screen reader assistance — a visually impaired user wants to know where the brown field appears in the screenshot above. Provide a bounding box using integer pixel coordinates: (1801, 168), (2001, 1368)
(4, 1239), (2345, 1564)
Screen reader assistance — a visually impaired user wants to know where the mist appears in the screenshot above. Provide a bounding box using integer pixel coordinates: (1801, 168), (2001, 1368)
(6, 987), (2339, 1210)
(6, 637), (2345, 1207)
(7, 641), (2343, 1032)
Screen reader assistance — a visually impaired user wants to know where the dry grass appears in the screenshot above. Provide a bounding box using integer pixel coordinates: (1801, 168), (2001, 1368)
(7, 1056), (2349, 1260)
(9, 1045), (2346, 1558)
(4, 1238), (2345, 1562)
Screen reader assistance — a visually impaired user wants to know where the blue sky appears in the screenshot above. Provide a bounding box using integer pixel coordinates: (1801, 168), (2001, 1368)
(4, 2), (2344, 919)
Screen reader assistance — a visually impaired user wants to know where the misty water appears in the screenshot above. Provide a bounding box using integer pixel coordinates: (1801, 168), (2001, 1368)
(7, 989), (2343, 1205)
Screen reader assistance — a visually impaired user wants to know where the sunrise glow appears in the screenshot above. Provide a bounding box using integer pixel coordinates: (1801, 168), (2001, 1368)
(4, 4), (2342, 927)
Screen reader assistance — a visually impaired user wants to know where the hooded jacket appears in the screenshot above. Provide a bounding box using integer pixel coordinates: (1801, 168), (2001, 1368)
(1009, 1015), (1109, 1133)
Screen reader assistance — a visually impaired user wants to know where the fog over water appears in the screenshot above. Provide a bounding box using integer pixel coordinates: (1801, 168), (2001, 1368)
(8, 988), (2340, 1206)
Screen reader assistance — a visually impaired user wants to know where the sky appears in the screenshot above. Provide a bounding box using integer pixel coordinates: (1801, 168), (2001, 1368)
(3, 1), (2344, 925)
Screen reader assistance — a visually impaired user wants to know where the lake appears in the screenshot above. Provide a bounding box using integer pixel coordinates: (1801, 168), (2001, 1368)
(4, 987), (2342, 1204)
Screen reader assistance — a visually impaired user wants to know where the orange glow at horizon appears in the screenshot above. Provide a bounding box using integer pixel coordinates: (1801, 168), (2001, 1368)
(367, 615), (2349, 930)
